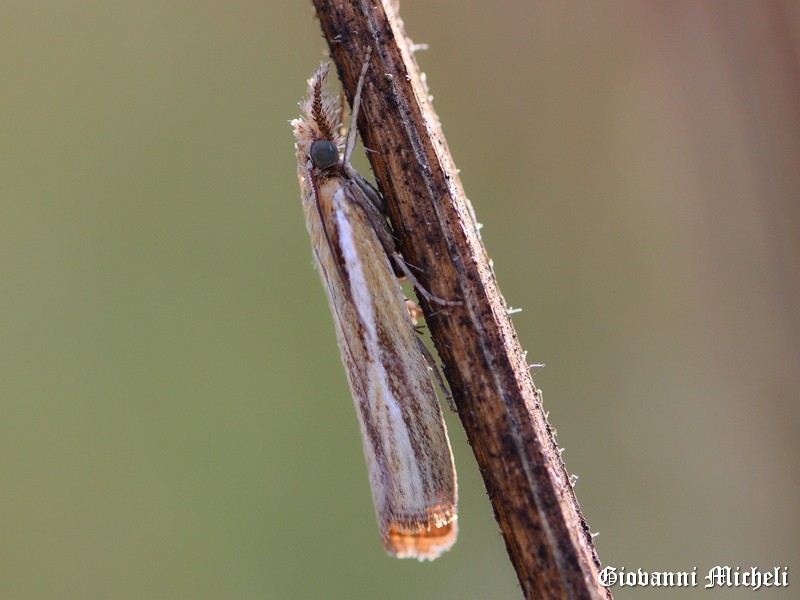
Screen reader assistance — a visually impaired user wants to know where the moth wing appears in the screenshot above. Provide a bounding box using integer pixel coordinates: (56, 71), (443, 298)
(305, 175), (457, 560)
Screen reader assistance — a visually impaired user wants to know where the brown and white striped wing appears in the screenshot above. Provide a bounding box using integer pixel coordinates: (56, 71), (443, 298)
(304, 175), (457, 560)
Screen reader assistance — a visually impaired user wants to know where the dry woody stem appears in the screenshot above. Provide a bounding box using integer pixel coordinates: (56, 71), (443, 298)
(310, 1), (611, 598)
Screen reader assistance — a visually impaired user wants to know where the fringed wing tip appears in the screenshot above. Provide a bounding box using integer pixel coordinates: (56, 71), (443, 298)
(381, 507), (458, 561)
(383, 520), (458, 561)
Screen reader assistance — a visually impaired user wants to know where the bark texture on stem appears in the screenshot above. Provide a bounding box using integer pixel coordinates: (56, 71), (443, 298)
(310, 2), (610, 598)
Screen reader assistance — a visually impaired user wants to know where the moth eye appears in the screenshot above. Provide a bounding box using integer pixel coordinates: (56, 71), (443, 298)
(310, 140), (340, 169)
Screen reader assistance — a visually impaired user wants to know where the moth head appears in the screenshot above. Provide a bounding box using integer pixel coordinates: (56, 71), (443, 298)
(292, 62), (344, 171)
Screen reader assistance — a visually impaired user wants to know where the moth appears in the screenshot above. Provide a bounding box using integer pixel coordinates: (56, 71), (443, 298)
(291, 55), (458, 560)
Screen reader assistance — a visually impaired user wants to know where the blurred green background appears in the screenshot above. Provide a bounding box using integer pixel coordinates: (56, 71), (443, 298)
(2, 2), (798, 599)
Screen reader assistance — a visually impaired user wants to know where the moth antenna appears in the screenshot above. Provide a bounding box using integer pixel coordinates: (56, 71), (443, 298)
(343, 46), (373, 166)
(306, 159), (355, 309)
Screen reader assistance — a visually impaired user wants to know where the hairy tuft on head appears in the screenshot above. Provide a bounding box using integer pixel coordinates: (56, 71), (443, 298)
(291, 62), (344, 150)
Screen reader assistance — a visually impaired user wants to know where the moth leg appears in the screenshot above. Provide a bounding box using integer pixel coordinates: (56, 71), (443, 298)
(391, 251), (461, 307)
(415, 334), (457, 413)
(405, 296), (455, 411)
(345, 165), (386, 213)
